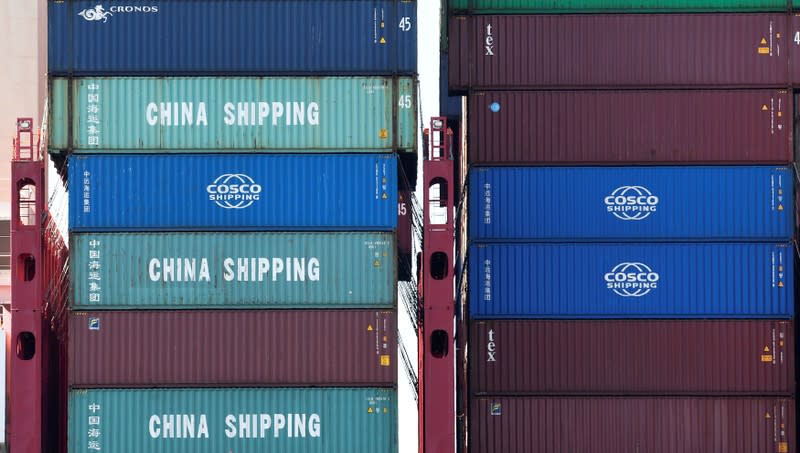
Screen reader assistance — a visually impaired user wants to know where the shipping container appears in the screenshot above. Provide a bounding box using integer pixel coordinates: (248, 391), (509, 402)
(49, 0), (417, 75)
(69, 388), (397, 453)
(69, 154), (397, 231)
(470, 397), (794, 453)
(467, 90), (793, 165)
(68, 310), (396, 388)
(71, 232), (396, 309)
(469, 242), (793, 318)
(470, 320), (794, 395)
(49, 77), (416, 153)
(449, 14), (794, 90)
(448, 0), (794, 13)
(470, 166), (793, 241)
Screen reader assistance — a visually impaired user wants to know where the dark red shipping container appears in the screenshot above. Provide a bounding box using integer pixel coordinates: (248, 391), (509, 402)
(467, 90), (793, 164)
(470, 397), (795, 453)
(67, 310), (396, 387)
(449, 14), (793, 90)
(470, 320), (794, 395)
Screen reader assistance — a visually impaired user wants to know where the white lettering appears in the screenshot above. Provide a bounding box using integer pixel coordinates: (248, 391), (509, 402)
(149, 415), (160, 438)
(225, 414), (237, 438)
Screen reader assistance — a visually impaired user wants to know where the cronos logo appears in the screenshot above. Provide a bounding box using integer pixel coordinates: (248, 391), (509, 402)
(604, 186), (659, 221)
(78, 5), (113, 22)
(604, 262), (660, 297)
(78, 4), (159, 22)
(207, 174), (262, 209)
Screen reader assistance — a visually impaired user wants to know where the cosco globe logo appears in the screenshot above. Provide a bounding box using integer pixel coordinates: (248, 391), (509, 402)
(207, 174), (262, 209)
(604, 186), (659, 221)
(604, 262), (660, 297)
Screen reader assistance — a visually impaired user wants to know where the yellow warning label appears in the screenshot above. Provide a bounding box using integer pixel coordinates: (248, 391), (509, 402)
(380, 37), (386, 44)
(778, 111), (783, 117)
(765, 346), (771, 352)
(383, 335), (388, 341)
(762, 105), (769, 111)
(779, 442), (788, 453)
(368, 324), (374, 331)
(380, 355), (391, 366)
(380, 21), (385, 28)
(766, 412), (773, 419)
(761, 38), (768, 45)
(373, 259), (382, 267)
(780, 340), (785, 347)
(778, 281), (785, 288)
(777, 33), (782, 39)
(368, 407), (374, 414)
(759, 47), (771, 54)
(384, 407), (389, 414)
(379, 128), (388, 139)
(762, 354), (774, 362)
(778, 204), (784, 211)
(381, 193), (388, 200)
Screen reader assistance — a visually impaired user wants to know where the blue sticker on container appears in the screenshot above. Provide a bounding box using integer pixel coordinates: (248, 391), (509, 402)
(88, 317), (100, 331)
(490, 403), (502, 416)
(489, 102), (501, 113)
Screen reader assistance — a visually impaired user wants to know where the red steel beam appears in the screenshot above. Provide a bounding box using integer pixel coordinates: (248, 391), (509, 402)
(10, 117), (45, 453)
(421, 117), (456, 453)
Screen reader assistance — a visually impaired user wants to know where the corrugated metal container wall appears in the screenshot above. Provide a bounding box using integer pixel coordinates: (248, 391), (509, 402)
(467, 90), (793, 165)
(48, 0), (417, 75)
(470, 397), (795, 453)
(469, 242), (794, 318)
(48, 77), (416, 153)
(448, 14), (791, 90)
(71, 232), (396, 309)
(469, 166), (793, 241)
(68, 310), (396, 388)
(69, 154), (397, 231)
(448, 0), (793, 13)
(470, 320), (795, 395)
(68, 388), (397, 452)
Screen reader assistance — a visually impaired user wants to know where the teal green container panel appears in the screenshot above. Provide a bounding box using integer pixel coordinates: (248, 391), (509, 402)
(71, 232), (396, 309)
(448, 0), (791, 12)
(68, 388), (397, 453)
(49, 77), (416, 153)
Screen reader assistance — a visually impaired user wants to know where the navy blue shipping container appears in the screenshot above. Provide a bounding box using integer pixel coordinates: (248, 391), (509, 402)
(469, 243), (794, 319)
(470, 166), (793, 241)
(69, 154), (397, 231)
(49, 0), (417, 75)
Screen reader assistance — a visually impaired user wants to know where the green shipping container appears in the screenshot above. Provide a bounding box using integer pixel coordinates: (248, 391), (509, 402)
(71, 232), (395, 309)
(49, 77), (416, 153)
(447, 0), (794, 12)
(69, 388), (397, 453)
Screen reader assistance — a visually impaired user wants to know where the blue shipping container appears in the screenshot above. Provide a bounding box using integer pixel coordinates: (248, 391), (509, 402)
(49, 0), (417, 75)
(469, 243), (794, 319)
(69, 154), (397, 231)
(470, 166), (793, 241)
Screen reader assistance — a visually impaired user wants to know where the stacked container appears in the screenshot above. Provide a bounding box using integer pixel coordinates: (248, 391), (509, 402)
(48, 1), (417, 451)
(448, 1), (798, 451)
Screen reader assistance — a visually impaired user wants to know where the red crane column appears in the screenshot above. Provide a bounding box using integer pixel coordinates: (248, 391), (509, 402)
(10, 117), (45, 453)
(420, 117), (455, 453)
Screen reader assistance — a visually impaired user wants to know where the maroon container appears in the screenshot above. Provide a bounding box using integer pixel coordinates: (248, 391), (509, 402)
(449, 14), (791, 90)
(468, 90), (793, 165)
(470, 397), (795, 453)
(67, 310), (396, 387)
(470, 320), (794, 395)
